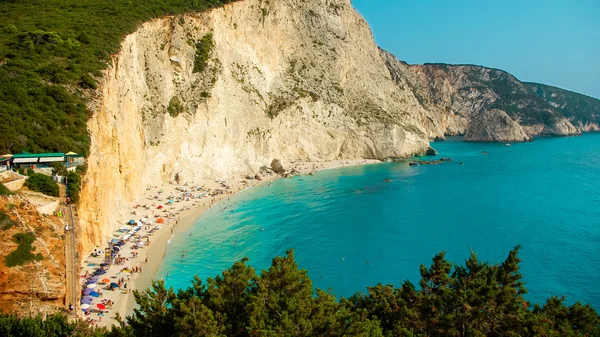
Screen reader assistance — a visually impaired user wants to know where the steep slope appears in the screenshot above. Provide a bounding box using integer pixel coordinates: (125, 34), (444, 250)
(78, 0), (431, 253)
(527, 83), (600, 131)
(382, 51), (580, 141)
(0, 196), (66, 315)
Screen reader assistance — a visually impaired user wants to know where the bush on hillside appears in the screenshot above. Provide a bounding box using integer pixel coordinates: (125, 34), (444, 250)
(5, 232), (43, 267)
(75, 163), (87, 175)
(50, 162), (68, 176)
(66, 171), (81, 203)
(24, 173), (59, 197)
(192, 33), (214, 74)
(0, 211), (16, 230)
(0, 182), (12, 196)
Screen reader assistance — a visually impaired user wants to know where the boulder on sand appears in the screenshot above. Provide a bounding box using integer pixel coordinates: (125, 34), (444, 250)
(271, 159), (286, 174)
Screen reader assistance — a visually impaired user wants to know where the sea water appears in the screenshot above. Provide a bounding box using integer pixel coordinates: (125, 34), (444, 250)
(157, 133), (600, 309)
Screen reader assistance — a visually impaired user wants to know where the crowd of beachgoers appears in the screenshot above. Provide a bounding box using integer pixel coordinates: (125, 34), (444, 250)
(75, 159), (379, 327)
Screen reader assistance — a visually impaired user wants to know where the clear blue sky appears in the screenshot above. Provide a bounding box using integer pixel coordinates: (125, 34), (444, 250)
(352, 0), (600, 99)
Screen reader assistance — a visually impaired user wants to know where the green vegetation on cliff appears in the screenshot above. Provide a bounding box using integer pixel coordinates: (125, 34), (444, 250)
(5, 232), (43, 267)
(1, 248), (598, 336)
(527, 82), (600, 127)
(192, 33), (215, 74)
(0, 182), (12, 196)
(0, 210), (15, 230)
(0, 0), (239, 156)
(24, 173), (59, 197)
(421, 64), (561, 126)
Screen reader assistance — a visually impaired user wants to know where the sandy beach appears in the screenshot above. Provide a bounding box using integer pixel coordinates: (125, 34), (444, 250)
(77, 159), (380, 328)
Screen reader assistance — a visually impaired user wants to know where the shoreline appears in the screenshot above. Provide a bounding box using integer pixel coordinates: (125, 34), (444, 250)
(81, 159), (380, 328)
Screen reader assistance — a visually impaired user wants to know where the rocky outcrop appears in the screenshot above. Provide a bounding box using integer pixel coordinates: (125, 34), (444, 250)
(78, 0), (432, 254)
(0, 196), (66, 315)
(526, 82), (600, 132)
(270, 159), (285, 175)
(381, 51), (581, 141)
(465, 109), (532, 142)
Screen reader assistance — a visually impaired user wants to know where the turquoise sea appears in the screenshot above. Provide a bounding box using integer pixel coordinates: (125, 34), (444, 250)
(157, 133), (600, 309)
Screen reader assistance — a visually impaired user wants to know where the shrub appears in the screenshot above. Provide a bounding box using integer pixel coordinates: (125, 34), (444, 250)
(51, 162), (68, 176)
(167, 96), (184, 118)
(0, 211), (16, 230)
(79, 73), (98, 89)
(5, 232), (43, 267)
(24, 173), (59, 197)
(0, 182), (12, 196)
(66, 171), (81, 203)
(75, 163), (87, 175)
(192, 33), (214, 73)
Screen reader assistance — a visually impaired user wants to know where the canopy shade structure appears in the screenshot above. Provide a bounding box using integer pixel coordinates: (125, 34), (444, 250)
(86, 283), (96, 289)
(11, 152), (65, 164)
(81, 304), (90, 310)
(110, 283), (120, 288)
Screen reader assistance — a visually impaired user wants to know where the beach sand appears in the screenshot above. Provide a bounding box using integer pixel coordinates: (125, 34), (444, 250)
(78, 159), (380, 328)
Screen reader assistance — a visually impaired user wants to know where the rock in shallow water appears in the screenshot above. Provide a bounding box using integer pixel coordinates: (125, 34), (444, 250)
(425, 147), (438, 156)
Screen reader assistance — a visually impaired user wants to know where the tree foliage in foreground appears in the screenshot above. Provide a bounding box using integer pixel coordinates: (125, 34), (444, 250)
(0, 248), (598, 336)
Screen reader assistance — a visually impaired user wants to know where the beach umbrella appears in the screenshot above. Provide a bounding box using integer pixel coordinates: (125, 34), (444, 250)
(157, 217), (165, 224)
(90, 291), (100, 298)
(81, 297), (92, 304)
(100, 262), (109, 267)
(87, 283), (96, 289)
(102, 278), (110, 283)
(111, 239), (119, 243)
(83, 288), (94, 296)
(136, 241), (144, 248)
(81, 304), (90, 310)
(97, 303), (106, 310)
(110, 282), (120, 288)
(113, 246), (120, 251)
(87, 277), (99, 282)
(157, 205), (163, 209)
(129, 219), (136, 225)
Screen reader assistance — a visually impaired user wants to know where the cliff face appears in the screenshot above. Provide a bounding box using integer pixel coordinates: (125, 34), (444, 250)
(78, 0), (431, 253)
(0, 196), (66, 315)
(526, 83), (600, 132)
(381, 51), (581, 141)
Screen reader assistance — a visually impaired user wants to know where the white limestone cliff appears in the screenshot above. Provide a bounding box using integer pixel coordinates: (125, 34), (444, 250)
(77, 0), (432, 253)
